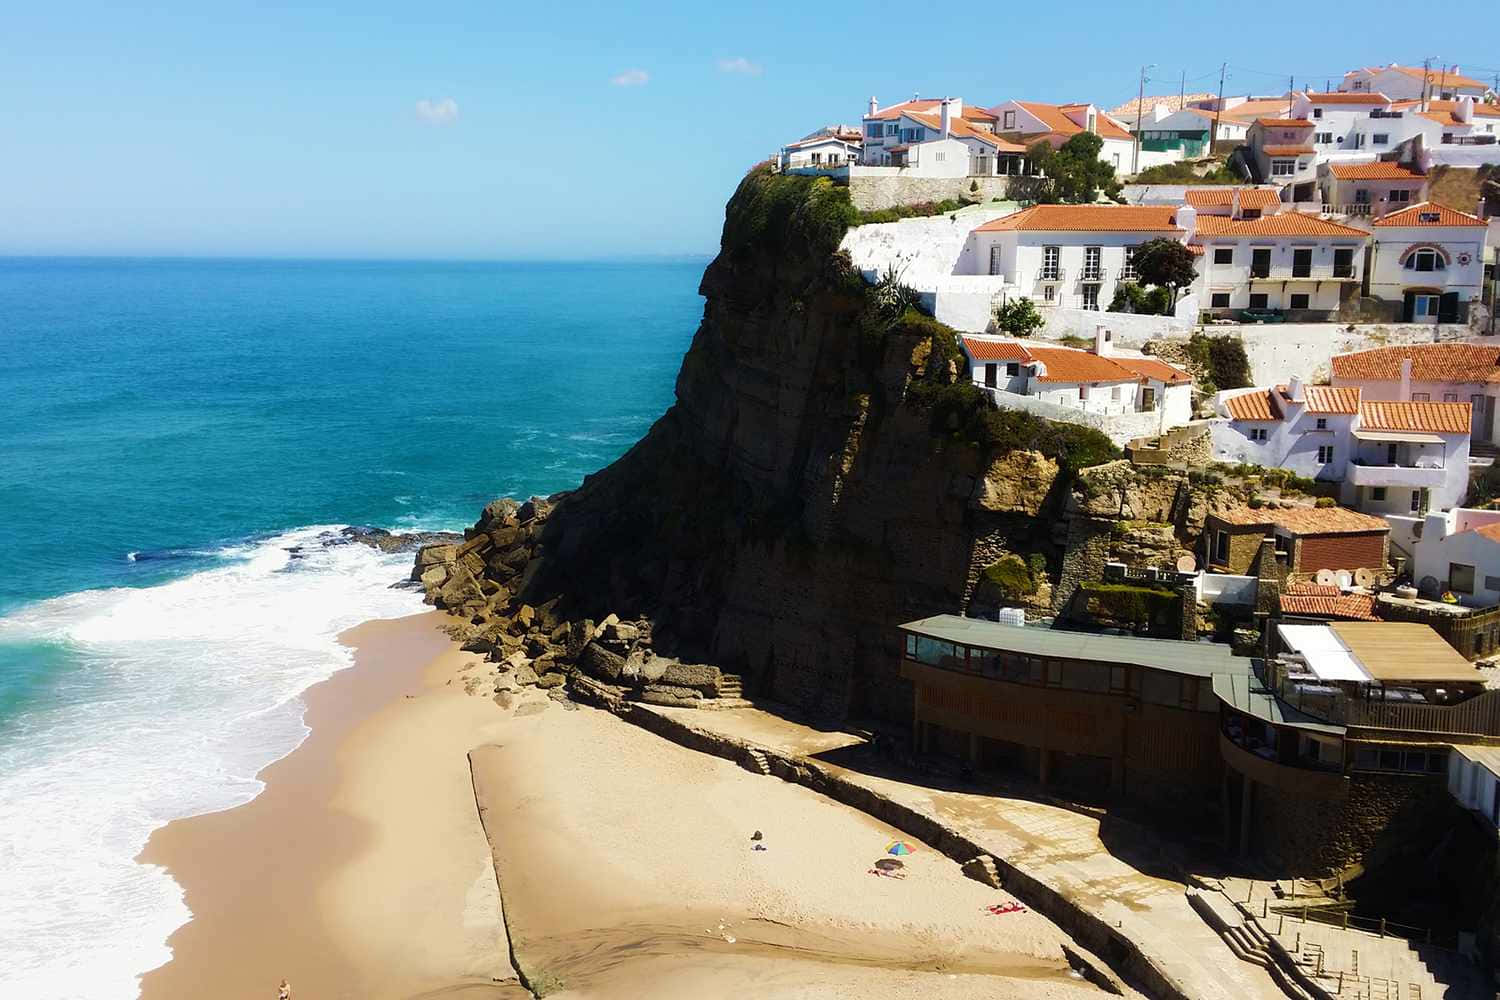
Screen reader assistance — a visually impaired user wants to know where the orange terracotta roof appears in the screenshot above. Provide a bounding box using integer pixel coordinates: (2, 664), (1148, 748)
(1218, 99), (1301, 122)
(1384, 65), (1489, 91)
(1299, 385), (1361, 414)
(1223, 389), (1279, 421)
(1257, 118), (1314, 128)
(904, 112), (1027, 152)
(1184, 187), (1283, 210)
(1472, 523), (1500, 544)
(1419, 110), (1468, 127)
(1285, 582), (1341, 596)
(1332, 343), (1500, 382)
(1372, 201), (1487, 227)
(1194, 212), (1366, 237)
(975, 204), (1182, 233)
(1027, 345), (1141, 383)
(1212, 505), (1390, 535)
(866, 99), (941, 121)
(1262, 144), (1316, 155)
(1280, 593), (1379, 620)
(1302, 91), (1392, 105)
(961, 106), (998, 122)
(1011, 101), (1134, 141)
(1327, 162), (1425, 180)
(1425, 98), (1500, 119)
(1112, 356), (1192, 384)
(1359, 400), (1470, 434)
(960, 338), (1031, 363)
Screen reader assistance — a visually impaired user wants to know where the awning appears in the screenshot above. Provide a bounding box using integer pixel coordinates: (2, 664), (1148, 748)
(1276, 624), (1371, 682)
(1351, 430), (1444, 444)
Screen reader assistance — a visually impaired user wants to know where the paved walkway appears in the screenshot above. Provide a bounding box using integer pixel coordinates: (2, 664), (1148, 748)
(647, 704), (1286, 1000)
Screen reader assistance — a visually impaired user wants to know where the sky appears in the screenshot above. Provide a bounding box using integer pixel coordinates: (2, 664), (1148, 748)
(3, 1), (1498, 259)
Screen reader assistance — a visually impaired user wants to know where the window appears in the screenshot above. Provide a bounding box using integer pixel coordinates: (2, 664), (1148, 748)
(1316, 131), (1333, 144)
(1290, 293), (1310, 309)
(1414, 294), (1440, 318)
(1111, 385), (1122, 402)
(1451, 562), (1476, 594)
(1003, 109), (1015, 129)
(866, 123), (882, 138)
(886, 123), (899, 136)
(1372, 487), (1387, 501)
(1411, 392), (1431, 401)
(1211, 292), (1231, 307)
(1407, 249), (1445, 272)
(1334, 247), (1354, 277)
(1006, 362), (1019, 376)
(1249, 427), (1268, 442)
(1122, 245), (1139, 279)
(1412, 489), (1426, 513)
(1312, 108), (1323, 119)
(1317, 445), (1334, 463)
(1082, 284), (1100, 310)
(1486, 576), (1500, 592)
(1390, 189), (1412, 204)
(1444, 392), (1459, 403)
(1292, 248), (1312, 278)
(1249, 293), (1269, 309)
(1041, 245), (1060, 279)
(1272, 158), (1296, 176)
(1316, 417), (1327, 430)
(1213, 530), (1229, 563)
(1083, 246), (1102, 280)
(1043, 285), (1055, 303)
(1443, 132), (1455, 144)
(1214, 247), (1233, 264)
(1251, 249), (1272, 278)
(1373, 132), (1389, 145)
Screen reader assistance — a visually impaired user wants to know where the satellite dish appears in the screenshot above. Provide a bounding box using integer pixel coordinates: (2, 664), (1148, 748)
(1354, 567), (1375, 588)
(1335, 570), (1353, 589)
(1315, 568), (1337, 586)
(1418, 575), (1442, 598)
(1177, 554), (1197, 573)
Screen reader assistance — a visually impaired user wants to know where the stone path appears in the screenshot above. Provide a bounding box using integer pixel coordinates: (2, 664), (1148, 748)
(645, 704), (1287, 1000)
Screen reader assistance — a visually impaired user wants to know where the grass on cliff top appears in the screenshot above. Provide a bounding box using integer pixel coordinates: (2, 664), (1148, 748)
(723, 165), (856, 258)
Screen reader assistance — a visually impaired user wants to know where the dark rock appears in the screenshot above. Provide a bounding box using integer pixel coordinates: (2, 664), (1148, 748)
(661, 662), (720, 693)
(343, 526), (463, 555)
(604, 622), (640, 643)
(535, 672), (566, 689)
(581, 643), (626, 681)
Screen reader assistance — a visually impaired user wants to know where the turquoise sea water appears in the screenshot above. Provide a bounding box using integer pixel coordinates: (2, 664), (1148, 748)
(0, 256), (705, 997)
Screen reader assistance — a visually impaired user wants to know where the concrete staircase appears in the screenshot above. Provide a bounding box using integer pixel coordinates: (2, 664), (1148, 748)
(741, 747), (771, 776)
(717, 673), (744, 699)
(961, 854), (1003, 889)
(1188, 888), (1322, 1000)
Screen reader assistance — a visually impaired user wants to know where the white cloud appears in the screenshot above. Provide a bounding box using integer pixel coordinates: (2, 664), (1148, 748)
(610, 69), (649, 87)
(717, 57), (762, 76)
(415, 98), (459, 125)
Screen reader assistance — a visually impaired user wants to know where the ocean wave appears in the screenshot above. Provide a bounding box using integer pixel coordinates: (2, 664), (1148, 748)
(0, 525), (425, 999)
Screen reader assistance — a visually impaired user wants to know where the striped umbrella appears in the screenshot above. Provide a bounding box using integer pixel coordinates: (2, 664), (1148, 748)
(885, 840), (916, 856)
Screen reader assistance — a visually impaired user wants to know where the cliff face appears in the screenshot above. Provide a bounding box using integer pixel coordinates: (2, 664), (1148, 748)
(417, 170), (1224, 722)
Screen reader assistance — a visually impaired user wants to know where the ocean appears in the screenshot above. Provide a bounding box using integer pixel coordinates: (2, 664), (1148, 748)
(0, 256), (706, 997)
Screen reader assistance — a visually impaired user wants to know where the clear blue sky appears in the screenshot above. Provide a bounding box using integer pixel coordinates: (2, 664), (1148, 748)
(4, 1), (1496, 259)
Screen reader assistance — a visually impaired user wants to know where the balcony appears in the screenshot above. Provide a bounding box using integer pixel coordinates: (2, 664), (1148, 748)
(1443, 134), (1498, 146)
(1345, 458), (1446, 488)
(1247, 266), (1360, 282)
(1118, 267), (1139, 281)
(1080, 265), (1104, 282)
(1036, 266), (1066, 283)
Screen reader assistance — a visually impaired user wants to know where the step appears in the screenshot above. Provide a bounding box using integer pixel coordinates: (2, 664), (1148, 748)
(742, 748), (771, 776)
(961, 854), (1003, 889)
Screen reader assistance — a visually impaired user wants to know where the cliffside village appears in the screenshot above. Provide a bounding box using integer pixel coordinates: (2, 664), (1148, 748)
(768, 61), (1500, 997)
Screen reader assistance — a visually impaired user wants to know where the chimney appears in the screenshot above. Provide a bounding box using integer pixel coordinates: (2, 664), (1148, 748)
(1232, 189), (1242, 219)
(940, 97), (954, 139)
(1287, 375), (1305, 402)
(1479, 198), (1488, 221)
(1456, 96), (1475, 123)
(1094, 325), (1114, 357)
(869, 96), (879, 117)
(1400, 357), (1413, 400)
(1174, 204), (1197, 242)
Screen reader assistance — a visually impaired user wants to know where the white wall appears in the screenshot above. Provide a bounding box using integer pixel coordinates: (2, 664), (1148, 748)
(965, 230), (1159, 310)
(1038, 307), (1191, 343)
(1408, 507), (1500, 604)
(1208, 398), (1358, 480)
(1195, 235), (1365, 315)
(1448, 754), (1500, 832)
(979, 385), (1173, 446)
(1367, 226), (1488, 307)
(1197, 572), (1258, 606)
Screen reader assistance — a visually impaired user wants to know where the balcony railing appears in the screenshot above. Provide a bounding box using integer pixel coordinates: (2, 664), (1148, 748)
(1369, 109), (1405, 119)
(1248, 265), (1360, 281)
(1080, 265), (1103, 282)
(1442, 134), (1498, 145)
(1346, 459), (1446, 488)
(1119, 267), (1139, 281)
(1036, 266), (1066, 283)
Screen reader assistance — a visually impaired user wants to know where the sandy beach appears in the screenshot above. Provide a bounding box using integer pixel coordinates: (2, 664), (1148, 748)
(137, 611), (1111, 999)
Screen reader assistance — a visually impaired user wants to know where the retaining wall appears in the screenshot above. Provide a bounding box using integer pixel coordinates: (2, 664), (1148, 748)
(848, 174), (1019, 211)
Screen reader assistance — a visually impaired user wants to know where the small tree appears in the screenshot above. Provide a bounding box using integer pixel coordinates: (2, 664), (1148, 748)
(994, 297), (1043, 338)
(1132, 238), (1198, 310)
(1026, 132), (1121, 204)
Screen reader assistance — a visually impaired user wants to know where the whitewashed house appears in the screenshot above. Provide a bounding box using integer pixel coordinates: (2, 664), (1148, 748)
(1365, 202), (1491, 322)
(1122, 104), (1242, 167)
(1340, 64), (1492, 103)
(1407, 507), (1500, 605)
(1246, 118), (1319, 201)
(986, 100), (1136, 174)
(1183, 186), (1283, 219)
(1331, 343), (1500, 442)
(960, 203), (1190, 311)
(960, 326), (1193, 442)
(779, 132), (861, 171)
(1213, 380), (1470, 515)
(1194, 210), (1367, 319)
(857, 98), (1027, 178)
(1317, 161), (1427, 216)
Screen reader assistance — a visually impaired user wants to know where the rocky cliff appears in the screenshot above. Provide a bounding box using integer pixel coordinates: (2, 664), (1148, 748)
(416, 169), (1232, 722)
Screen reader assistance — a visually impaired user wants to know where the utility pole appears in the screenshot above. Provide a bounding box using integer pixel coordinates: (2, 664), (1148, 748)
(1287, 76), (1294, 116)
(1438, 63), (1449, 102)
(1133, 64), (1151, 174)
(1179, 70), (1186, 109)
(1422, 57), (1433, 112)
(1211, 63), (1227, 152)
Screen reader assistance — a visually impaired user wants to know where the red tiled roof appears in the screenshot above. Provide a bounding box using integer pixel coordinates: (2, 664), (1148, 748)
(1472, 523), (1500, 544)
(1027, 345), (1142, 383)
(1381, 65), (1489, 91)
(1302, 91), (1392, 105)
(975, 204), (1182, 233)
(1262, 144), (1316, 155)
(1008, 101), (1134, 142)
(866, 99), (941, 121)
(1212, 505), (1390, 535)
(904, 112), (1027, 152)
(1299, 385), (1361, 414)
(1194, 212), (1366, 237)
(1218, 98), (1302, 122)
(1359, 400), (1471, 434)
(1257, 118), (1314, 128)
(1280, 593), (1379, 620)
(1331, 343), (1500, 382)
(1285, 582), (1341, 596)
(1223, 389), (1279, 420)
(1372, 201), (1487, 228)
(1424, 98), (1500, 120)
(1184, 187), (1283, 210)
(1112, 356), (1192, 385)
(1327, 162), (1425, 180)
(960, 337), (1031, 363)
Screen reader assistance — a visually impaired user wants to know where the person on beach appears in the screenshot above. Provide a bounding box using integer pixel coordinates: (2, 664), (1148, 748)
(277, 980), (291, 1000)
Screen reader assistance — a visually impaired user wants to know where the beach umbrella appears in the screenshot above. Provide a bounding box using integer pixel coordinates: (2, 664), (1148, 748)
(874, 858), (905, 871)
(885, 840), (916, 856)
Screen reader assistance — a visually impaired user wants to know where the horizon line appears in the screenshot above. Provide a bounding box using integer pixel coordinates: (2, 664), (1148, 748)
(0, 251), (717, 265)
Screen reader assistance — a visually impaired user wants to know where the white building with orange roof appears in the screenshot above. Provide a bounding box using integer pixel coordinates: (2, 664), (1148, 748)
(1340, 64), (1492, 103)
(1246, 118), (1320, 201)
(859, 97), (1017, 171)
(1193, 210), (1368, 319)
(1407, 508), (1500, 607)
(1212, 378), (1471, 515)
(1316, 161), (1428, 216)
(959, 326), (1193, 442)
(1330, 342), (1500, 442)
(1363, 202), (1490, 323)
(778, 132), (861, 171)
(986, 100), (1136, 174)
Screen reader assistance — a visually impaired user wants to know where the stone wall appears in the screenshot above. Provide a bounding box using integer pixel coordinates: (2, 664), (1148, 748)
(1040, 308), (1191, 345)
(848, 174), (1030, 211)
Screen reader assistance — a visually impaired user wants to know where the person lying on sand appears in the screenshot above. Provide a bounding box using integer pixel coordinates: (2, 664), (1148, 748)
(277, 980), (291, 999)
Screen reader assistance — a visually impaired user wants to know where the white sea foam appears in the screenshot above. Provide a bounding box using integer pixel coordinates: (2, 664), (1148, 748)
(0, 526), (426, 999)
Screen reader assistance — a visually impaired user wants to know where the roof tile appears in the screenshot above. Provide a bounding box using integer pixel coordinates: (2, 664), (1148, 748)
(1327, 162), (1425, 180)
(1372, 201), (1487, 227)
(1358, 400), (1471, 434)
(1280, 594), (1379, 620)
(1184, 187), (1283, 210)
(959, 337), (1031, 363)
(1331, 343), (1500, 382)
(1194, 212), (1367, 237)
(975, 204), (1182, 233)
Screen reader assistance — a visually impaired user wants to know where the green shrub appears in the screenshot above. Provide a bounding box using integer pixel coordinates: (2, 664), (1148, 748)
(983, 555), (1036, 599)
(1079, 582), (1179, 625)
(1315, 496), (1336, 508)
(1186, 333), (1251, 392)
(723, 167), (856, 257)
(853, 199), (964, 225)
(1133, 160), (1241, 185)
(1058, 334), (1091, 349)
